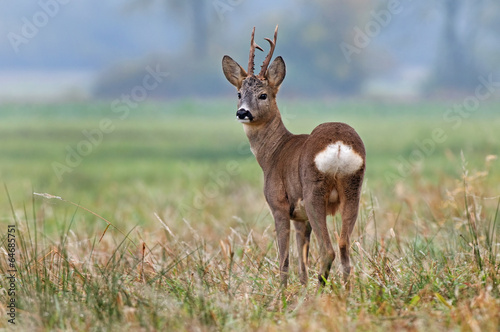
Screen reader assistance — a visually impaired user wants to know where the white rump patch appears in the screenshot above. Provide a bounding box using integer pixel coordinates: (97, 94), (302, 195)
(314, 142), (363, 176)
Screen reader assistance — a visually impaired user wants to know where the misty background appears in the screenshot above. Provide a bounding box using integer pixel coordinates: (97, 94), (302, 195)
(1, 0), (499, 102)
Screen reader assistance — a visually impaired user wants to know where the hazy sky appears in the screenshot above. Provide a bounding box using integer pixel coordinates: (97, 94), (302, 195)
(1, 1), (496, 100)
(0, 1), (297, 71)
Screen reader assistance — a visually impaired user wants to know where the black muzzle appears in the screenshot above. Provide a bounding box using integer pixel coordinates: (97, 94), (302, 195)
(236, 109), (253, 121)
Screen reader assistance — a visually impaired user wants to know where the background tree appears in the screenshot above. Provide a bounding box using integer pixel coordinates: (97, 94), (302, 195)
(128, 0), (211, 57)
(279, 0), (373, 95)
(431, 0), (500, 91)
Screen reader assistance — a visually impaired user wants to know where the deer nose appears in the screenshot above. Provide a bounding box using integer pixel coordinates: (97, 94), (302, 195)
(236, 109), (253, 121)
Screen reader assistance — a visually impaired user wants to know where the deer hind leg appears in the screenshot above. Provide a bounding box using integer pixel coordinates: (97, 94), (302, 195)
(293, 220), (312, 285)
(304, 190), (335, 288)
(338, 177), (363, 283)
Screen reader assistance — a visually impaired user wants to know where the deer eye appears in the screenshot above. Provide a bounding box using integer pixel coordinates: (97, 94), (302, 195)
(237, 92), (241, 99)
(258, 93), (267, 100)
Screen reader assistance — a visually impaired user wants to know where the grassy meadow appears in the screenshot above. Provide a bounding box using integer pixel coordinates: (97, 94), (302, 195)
(0, 99), (499, 331)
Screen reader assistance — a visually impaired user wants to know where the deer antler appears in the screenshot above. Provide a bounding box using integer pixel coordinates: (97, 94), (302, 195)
(258, 25), (278, 78)
(248, 27), (264, 76)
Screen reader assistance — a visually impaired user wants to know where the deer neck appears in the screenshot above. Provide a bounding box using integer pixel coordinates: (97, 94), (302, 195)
(243, 112), (292, 169)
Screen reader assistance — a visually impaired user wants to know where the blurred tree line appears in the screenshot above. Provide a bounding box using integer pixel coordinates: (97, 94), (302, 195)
(93, 0), (500, 99)
(431, 0), (500, 91)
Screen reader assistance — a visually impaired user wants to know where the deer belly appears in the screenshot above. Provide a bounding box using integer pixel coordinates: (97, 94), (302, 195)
(329, 188), (339, 203)
(314, 142), (363, 176)
(291, 199), (308, 221)
(292, 190), (338, 221)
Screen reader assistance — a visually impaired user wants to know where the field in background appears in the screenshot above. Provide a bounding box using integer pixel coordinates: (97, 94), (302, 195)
(0, 100), (499, 330)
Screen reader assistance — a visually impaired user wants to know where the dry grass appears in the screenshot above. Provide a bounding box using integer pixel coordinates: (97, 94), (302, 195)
(1, 155), (498, 331)
(0, 101), (499, 330)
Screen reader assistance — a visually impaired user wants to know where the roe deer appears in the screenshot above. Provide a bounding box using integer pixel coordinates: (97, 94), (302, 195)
(222, 26), (365, 288)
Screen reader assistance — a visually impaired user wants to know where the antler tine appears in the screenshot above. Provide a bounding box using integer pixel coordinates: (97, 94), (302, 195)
(258, 25), (278, 78)
(248, 27), (264, 76)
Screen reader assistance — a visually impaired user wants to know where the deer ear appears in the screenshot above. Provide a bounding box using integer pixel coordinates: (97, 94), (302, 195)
(222, 55), (247, 90)
(266, 56), (286, 89)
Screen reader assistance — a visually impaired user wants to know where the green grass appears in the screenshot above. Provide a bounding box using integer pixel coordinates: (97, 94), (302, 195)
(0, 99), (499, 331)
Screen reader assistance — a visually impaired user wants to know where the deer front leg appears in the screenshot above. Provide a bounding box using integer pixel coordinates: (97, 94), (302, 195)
(272, 210), (291, 288)
(293, 220), (312, 285)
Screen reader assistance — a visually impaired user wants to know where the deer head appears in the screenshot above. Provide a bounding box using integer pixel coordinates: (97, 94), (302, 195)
(222, 26), (285, 125)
